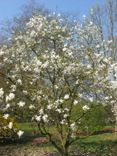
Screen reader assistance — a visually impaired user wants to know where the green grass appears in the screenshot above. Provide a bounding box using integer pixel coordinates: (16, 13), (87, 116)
(73, 132), (117, 156)
(19, 122), (117, 142)
(18, 122), (117, 140)
(19, 122), (38, 134)
(82, 133), (117, 143)
(17, 123), (117, 155)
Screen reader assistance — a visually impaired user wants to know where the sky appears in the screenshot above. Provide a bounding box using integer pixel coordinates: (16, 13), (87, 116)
(0, 0), (105, 22)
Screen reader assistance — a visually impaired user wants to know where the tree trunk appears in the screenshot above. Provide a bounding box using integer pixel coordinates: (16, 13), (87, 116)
(59, 147), (69, 156)
(64, 147), (69, 156)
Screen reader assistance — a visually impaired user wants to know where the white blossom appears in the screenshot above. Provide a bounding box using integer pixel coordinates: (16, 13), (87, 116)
(70, 122), (76, 130)
(17, 101), (25, 107)
(35, 115), (41, 121)
(3, 114), (9, 119)
(17, 79), (22, 85)
(6, 93), (15, 102)
(56, 109), (62, 113)
(39, 109), (44, 115)
(73, 100), (78, 105)
(60, 119), (66, 125)
(63, 47), (67, 52)
(64, 114), (68, 118)
(4, 103), (10, 110)
(64, 94), (69, 100)
(8, 122), (13, 129)
(42, 114), (48, 122)
(47, 104), (52, 110)
(0, 88), (4, 98)
(10, 85), (16, 92)
(82, 105), (90, 111)
(29, 104), (35, 109)
(17, 130), (24, 138)
(88, 97), (93, 102)
(23, 90), (28, 95)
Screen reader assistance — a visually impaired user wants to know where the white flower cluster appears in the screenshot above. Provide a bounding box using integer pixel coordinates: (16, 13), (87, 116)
(0, 88), (4, 98)
(6, 93), (15, 102)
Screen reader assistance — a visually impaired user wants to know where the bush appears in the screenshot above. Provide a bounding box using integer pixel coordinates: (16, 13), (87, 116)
(79, 104), (109, 134)
(0, 114), (19, 139)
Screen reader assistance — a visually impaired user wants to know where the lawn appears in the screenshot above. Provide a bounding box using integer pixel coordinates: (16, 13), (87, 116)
(0, 123), (117, 156)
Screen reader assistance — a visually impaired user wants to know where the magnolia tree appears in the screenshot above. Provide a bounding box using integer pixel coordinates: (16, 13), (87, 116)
(0, 14), (115, 155)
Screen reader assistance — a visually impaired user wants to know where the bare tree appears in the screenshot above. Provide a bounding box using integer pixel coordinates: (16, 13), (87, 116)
(89, 4), (104, 41)
(89, 0), (117, 60)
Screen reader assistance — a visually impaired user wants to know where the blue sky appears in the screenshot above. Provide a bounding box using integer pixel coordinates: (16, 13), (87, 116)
(0, 0), (105, 22)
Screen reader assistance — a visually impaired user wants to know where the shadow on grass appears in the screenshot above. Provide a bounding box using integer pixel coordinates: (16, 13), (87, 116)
(0, 132), (43, 146)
